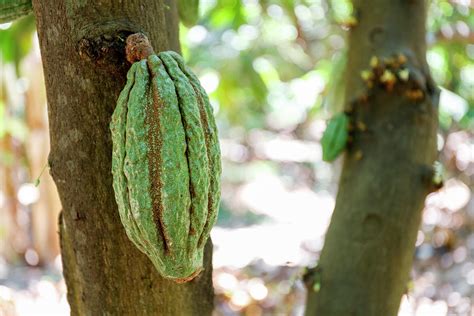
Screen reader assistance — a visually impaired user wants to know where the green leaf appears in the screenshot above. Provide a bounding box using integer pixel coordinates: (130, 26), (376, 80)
(207, 0), (245, 29)
(178, 0), (199, 27)
(0, 14), (36, 71)
(0, 0), (32, 24)
(321, 113), (349, 162)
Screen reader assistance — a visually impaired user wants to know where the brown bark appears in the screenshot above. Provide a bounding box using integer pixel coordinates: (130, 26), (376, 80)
(305, 1), (439, 315)
(31, 1), (214, 315)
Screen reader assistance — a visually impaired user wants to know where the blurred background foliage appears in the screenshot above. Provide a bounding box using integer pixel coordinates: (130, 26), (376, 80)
(0, 0), (473, 315)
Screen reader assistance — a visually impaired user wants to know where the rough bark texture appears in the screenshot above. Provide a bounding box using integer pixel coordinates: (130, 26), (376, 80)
(31, 1), (214, 315)
(305, 1), (439, 315)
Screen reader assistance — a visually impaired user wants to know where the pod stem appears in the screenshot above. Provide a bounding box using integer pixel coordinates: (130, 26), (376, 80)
(125, 33), (155, 63)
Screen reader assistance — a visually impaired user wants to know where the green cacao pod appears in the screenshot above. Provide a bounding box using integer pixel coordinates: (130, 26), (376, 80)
(178, 0), (199, 27)
(110, 34), (221, 283)
(0, 0), (32, 23)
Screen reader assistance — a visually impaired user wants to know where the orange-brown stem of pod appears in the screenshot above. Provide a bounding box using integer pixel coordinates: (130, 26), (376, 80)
(126, 33), (155, 63)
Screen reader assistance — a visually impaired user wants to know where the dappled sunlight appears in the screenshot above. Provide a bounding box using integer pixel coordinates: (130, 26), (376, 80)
(426, 179), (471, 213)
(213, 222), (324, 268)
(0, 255), (67, 316)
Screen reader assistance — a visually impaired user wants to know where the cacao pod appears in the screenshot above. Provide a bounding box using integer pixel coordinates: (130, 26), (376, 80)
(0, 0), (32, 23)
(110, 34), (221, 283)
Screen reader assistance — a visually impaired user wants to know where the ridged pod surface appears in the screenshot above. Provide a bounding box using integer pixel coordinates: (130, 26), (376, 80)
(111, 34), (221, 283)
(0, 0), (32, 23)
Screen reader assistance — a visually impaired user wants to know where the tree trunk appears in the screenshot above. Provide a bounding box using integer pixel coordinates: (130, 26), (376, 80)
(31, 1), (214, 315)
(305, 1), (439, 315)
